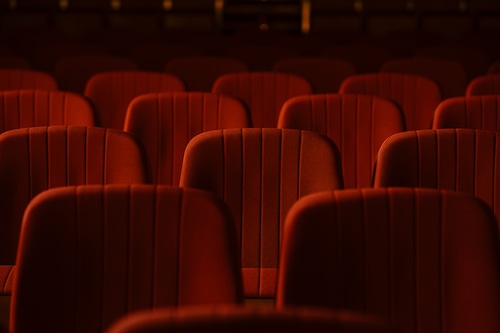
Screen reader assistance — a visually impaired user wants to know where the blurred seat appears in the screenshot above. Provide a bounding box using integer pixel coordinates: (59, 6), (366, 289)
(212, 72), (312, 128)
(129, 43), (202, 72)
(124, 92), (251, 185)
(164, 56), (249, 92)
(432, 95), (500, 130)
(277, 187), (500, 333)
(0, 69), (58, 91)
(53, 54), (139, 94)
(373, 129), (500, 218)
(106, 306), (399, 333)
(487, 60), (500, 74)
(0, 89), (94, 132)
(11, 184), (243, 333)
(0, 126), (148, 295)
(380, 57), (467, 99)
(179, 128), (344, 300)
(32, 42), (108, 72)
(0, 55), (30, 69)
(84, 70), (185, 130)
(278, 94), (404, 188)
(339, 73), (441, 130)
(415, 45), (491, 82)
(319, 44), (394, 74)
(466, 74), (500, 96)
(226, 44), (299, 71)
(272, 57), (357, 93)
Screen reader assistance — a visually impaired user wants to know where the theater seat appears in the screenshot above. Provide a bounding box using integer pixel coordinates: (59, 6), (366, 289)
(106, 306), (398, 333)
(0, 126), (148, 295)
(84, 70), (185, 130)
(0, 89), (95, 132)
(278, 93), (404, 188)
(11, 185), (243, 333)
(277, 187), (500, 333)
(124, 92), (251, 185)
(0, 69), (58, 91)
(179, 128), (344, 300)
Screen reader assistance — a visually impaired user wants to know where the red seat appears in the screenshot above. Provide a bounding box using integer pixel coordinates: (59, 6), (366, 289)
(0, 89), (95, 132)
(380, 57), (467, 98)
(164, 56), (249, 92)
(84, 70), (185, 130)
(124, 92), (251, 185)
(432, 95), (500, 130)
(0, 69), (58, 91)
(272, 57), (357, 93)
(106, 306), (399, 333)
(0, 126), (148, 295)
(466, 74), (500, 96)
(212, 72), (312, 128)
(11, 185), (243, 333)
(277, 187), (500, 333)
(53, 54), (139, 94)
(373, 129), (500, 218)
(179, 128), (344, 299)
(278, 93), (404, 188)
(339, 73), (441, 130)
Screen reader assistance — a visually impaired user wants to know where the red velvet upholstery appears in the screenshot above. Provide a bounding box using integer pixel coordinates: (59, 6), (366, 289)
(319, 44), (394, 74)
(433, 95), (500, 130)
(339, 73), (441, 130)
(0, 89), (95, 132)
(373, 129), (500, 218)
(212, 72), (312, 128)
(106, 306), (398, 333)
(277, 188), (500, 333)
(124, 92), (251, 185)
(415, 45), (490, 81)
(179, 128), (344, 299)
(466, 74), (500, 96)
(0, 126), (147, 269)
(164, 57), (249, 92)
(0, 56), (30, 70)
(278, 93), (404, 188)
(11, 185), (243, 333)
(272, 57), (357, 93)
(84, 70), (185, 130)
(226, 44), (299, 71)
(0, 69), (58, 91)
(380, 57), (467, 98)
(54, 55), (139, 93)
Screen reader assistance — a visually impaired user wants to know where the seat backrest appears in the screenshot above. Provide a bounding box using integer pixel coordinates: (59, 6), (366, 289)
(84, 70), (185, 130)
(0, 89), (95, 132)
(0, 55), (30, 69)
(164, 56), (249, 92)
(466, 74), (500, 96)
(272, 57), (357, 93)
(53, 55), (139, 94)
(179, 128), (344, 299)
(339, 73), (441, 130)
(0, 126), (147, 264)
(373, 129), (500, 217)
(432, 95), (500, 130)
(277, 187), (500, 333)
(226, 44), (299, 71)
(0, 69), (58, 90)
(415, 45), (490, 82)
(278, 94), (404, 188)
(212, 72), (312, 128)
(11, 185), (243, 333)
(124, 92), (251, 185)
(106, 306), (399, 333)
(319, 44), (394, 74)
(380, 57), (467, 98)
